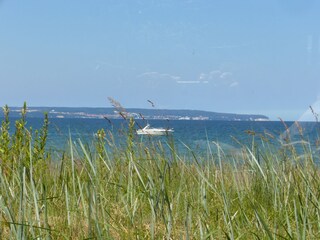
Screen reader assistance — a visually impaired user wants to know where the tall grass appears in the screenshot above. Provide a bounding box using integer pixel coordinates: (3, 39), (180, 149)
(1, 104), (320, 239)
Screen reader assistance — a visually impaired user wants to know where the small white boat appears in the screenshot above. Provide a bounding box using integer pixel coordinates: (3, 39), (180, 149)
(136, 124), (174, 136)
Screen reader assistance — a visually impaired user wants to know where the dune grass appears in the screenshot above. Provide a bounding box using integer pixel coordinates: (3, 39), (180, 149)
(1, 104), (320, 239)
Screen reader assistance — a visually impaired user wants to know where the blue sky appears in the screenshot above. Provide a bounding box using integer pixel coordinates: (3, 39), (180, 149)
(0, 0), (319, 120)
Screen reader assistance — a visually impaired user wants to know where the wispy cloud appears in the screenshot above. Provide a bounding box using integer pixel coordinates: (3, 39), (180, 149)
(176, 80), (201, 84)
(229, 81), (239, 88)
(137, 71), (181, 81)
(136, 70), (238, 87)
(220, 72), (232, 79)
(197, 70), (239, 88)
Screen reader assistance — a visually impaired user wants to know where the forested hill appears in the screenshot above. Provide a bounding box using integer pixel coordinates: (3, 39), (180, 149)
(1, 107), (269, 121)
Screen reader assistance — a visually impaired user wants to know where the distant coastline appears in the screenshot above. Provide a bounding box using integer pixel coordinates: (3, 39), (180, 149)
(1, 107), (269, 121)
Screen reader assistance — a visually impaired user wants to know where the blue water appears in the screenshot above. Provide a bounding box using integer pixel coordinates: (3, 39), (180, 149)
(2, 117), (319, 157)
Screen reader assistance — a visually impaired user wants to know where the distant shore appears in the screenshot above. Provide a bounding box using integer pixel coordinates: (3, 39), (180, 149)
(1, 106), (270, 121)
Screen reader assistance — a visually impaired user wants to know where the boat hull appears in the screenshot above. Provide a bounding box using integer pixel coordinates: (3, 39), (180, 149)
(136, 130), (173, 136)
(136, 124), (174, 136)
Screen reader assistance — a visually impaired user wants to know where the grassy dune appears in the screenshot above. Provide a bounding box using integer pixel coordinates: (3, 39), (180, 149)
(1, 104), (320, 239)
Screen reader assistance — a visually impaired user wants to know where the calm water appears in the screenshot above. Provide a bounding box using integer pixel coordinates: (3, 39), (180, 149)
(2, 117), (319, 157)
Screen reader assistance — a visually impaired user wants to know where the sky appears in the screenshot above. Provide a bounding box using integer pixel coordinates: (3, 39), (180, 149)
(0, 0), (320, 120)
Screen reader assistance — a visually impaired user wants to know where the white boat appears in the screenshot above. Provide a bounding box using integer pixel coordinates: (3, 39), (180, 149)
(136, 124), (174, 136)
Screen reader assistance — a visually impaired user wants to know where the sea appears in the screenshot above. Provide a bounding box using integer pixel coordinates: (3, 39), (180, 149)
(2, 117), (319, 160)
